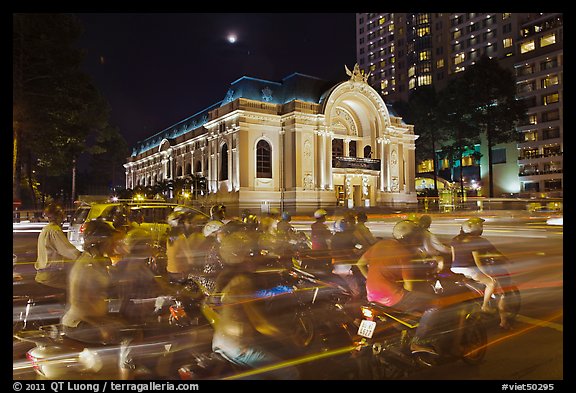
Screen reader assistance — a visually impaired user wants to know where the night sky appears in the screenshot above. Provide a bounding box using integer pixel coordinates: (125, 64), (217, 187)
(75, 13), (357, 148)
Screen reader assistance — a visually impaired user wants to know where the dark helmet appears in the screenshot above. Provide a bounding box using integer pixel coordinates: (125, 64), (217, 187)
(43, 203), (65, 222)
(356, 212), (368, 223)
(281, 211), (292, 222)
(112, 205), (130, 231)
(243, 213), (259, 230)
(461, 217), (485, 236)
(333, 218), (352, 233)
(418, 214), (432, 230)
(83, 220), (118, 250)
(392, 220), (422, 244)
(210, 203), (226, 220)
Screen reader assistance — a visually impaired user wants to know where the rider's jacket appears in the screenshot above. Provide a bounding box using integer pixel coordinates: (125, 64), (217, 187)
(450, 234), (499, 269)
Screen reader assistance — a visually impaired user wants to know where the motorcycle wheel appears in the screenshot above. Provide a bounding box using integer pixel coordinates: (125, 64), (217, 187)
(355, 347), (407, 380)
(460, 314), (487, 365)
(503, 286), (521, 323)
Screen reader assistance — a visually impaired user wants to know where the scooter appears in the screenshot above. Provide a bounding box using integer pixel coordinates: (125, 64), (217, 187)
(351, 264), (488, 379)
(16, 295), (213, 380)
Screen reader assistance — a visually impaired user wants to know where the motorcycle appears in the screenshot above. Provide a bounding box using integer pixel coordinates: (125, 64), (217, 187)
(459, 257), (522, 327)
(15, 293), (213, 380)
(176, 253), (360, 380)
(351, 262), (488, 379)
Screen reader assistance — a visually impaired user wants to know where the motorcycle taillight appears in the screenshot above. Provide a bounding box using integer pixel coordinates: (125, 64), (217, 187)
(26, 352), (43, 376)
(169, 305), (187, 320)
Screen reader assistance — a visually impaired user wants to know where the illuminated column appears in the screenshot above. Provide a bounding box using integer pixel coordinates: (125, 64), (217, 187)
(327, 133), (333, 190)
(319, 131), (326, 188)
(406, 146), (416, 193)
(344, 138), (350, 156)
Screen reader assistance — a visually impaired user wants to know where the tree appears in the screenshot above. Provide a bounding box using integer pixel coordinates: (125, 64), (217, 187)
(405, 86), (447, 195)
(13, 14), (112, 208)
(436, 76), (479, 198)
(462, 55), (526, 197)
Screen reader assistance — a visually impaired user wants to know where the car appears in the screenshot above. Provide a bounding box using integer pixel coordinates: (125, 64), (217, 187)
(67, 199), (208, 252)
(546, 215), (563, 226)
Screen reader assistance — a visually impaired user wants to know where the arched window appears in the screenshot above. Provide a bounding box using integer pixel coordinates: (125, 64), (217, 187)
(195, 160), (202, 173)
(349, 141), (357, 157)
(364, 145), (372, 158)
(256, 140), (272, 178)
(176, 165), (183, 177)
(185, 163), (192, 176)
(220, 143), (228, 181)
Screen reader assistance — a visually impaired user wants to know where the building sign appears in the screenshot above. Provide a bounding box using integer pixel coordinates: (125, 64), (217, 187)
(332, 156), (381, 170)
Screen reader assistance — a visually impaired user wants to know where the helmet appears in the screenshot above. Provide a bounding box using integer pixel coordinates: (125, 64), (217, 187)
(356, 212), (368, 223)
(333, 218), (352, 233)
(392, 220), (422, 243)
(418, 214), (432, 230)
(203, 220), (224, 237)
(167, 210), (187, 227)
(83, 220), (118, 249)
(111, 206), (130, 231)
(281, 211), (291, 222)
(461, 217), (485, 236)
(313, 209), (327, 219)
(210, 204), (226, 220)
(243, 213), (259, 230)
(406, 212), (419, 223)
(43, 203), (65, 222)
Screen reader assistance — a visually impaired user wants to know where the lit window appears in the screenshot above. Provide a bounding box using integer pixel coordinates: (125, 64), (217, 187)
(256, 140), (272, 178)
(503, 37), (513, 48)
(520, 40), (535, 53)
(436, 58), (444, 68)
(418, 75), (432, 86)
(542, 75), (559, 88)
(542, 93), (559, 105)
(540, 33), (556, 47)
(419, 50), (430, 61)
(409, 77), (416, 90)
(454, 52), (465, 65)
(408, 66), (415, 77)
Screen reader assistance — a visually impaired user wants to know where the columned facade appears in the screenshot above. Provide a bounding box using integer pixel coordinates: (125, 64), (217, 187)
(124, 66), (418, 214)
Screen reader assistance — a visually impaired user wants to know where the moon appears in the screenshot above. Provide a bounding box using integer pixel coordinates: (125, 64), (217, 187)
(227, 34), (237, 44)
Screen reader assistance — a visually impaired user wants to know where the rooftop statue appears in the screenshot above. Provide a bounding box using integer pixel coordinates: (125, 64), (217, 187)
(345, 63), (371, 83)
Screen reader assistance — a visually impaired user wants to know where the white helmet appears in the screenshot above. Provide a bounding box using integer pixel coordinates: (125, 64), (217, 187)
(313, 208), (328, 219)
(203, 220), (224, 237)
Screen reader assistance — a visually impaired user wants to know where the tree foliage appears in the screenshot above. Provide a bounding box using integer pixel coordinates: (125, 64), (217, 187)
(13, 13), (127, 207)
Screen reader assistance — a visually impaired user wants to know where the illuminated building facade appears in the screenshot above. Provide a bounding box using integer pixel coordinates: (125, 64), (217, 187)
(356, 12), (563, 197)
(124, 66), (419, 214)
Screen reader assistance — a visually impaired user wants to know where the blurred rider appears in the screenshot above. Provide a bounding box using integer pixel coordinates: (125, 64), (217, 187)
(353, 211), (377, 250)
(61, 220), (126, 344)
(408, 213), (451, 271)
(35, 203), (81, 290)
(210, 203), (226, 223)
(310, 208), (332, 251)
(450, 217), (511, 329)
(357, 220), (449, 355)
(210, 230), (301, 379)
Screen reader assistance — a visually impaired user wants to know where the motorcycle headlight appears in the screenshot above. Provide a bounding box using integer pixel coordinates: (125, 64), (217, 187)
(79, 348), (103, 372)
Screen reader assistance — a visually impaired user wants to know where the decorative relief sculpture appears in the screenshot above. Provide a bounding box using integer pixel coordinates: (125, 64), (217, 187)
(261, 87), (273, 102)
(391, 177), (399, 192)
(390, 149), (398, 167)
(303, 173), (313, 190)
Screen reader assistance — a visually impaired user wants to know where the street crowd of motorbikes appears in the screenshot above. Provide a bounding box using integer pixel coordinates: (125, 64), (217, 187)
(13, 211), (521, 381)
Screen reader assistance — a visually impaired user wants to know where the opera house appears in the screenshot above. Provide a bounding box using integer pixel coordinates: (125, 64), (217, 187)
(124, 64), (418, 214)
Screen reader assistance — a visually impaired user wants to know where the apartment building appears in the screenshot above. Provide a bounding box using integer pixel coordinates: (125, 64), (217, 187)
(356, 12), (563, 197)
